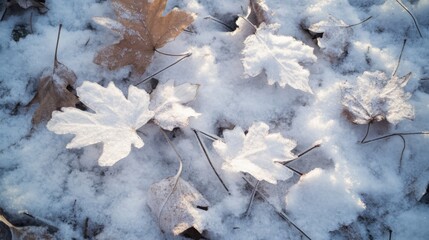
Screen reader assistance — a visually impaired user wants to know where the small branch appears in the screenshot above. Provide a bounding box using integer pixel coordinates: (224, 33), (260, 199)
(361, 122), (371, 143)
(29, 12), (34, 34)
(395, 0), (423, 38)
(361, 131), (429, 144)
(392, 39), (407, 77)
(204, 16), (235, 31)
(242, 177), (312, 240)
(282, 142), (322, 166)
(155, 49), (190, 57)
(398, 135), (406, 173)
(343, 16), (373, 28)
(193, 129), (230, 194)
(53, 24), (63, 70)
(243, 180), (260, 217)
(0, 6), (7, 21)
(135, 53), (191, 86)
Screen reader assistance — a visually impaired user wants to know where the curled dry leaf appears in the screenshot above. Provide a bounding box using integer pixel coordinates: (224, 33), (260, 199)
(3, 0), (48, 14)
(47, 81), (154, 166)
(28, 25), (78, 124)
(147, 177), (209, 238)
(342, 71), (414, 125)
(308, 17), (353, 61)
(149, 80), (200, 131)
(241, 23), (316, 93)
(213, 122), (297, 184)
(0, 212), (53, 240)
(93, 0), (194, 74)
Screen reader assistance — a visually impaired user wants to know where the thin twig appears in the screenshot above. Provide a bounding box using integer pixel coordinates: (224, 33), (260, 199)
(421, 77), (429, 81)
(135, 53), (191, 86)
(282, 142), (322, 166)
(29, 12), (34, 34)
(157, 128), (184, 228)
(0, 6), (7, 21)
(343, 16), (373, 28)
(242, 177), (312, 240)
(155, 49), (190, 57)
(398, 135), (406, 173)
(244, 180), (260, 216)
(388, 228), (392, 240)
(361, 122), (371, 143)
(395, 0), (423, 38)
(204, 16), (235, 31)
(193, 129), (230, 194)
(361, 131), (429, 144)
(392, 39), (407, 77)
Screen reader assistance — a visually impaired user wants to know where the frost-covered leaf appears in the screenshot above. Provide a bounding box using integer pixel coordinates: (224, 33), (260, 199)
(342, 71), (414, 125)
(147, 177), (209, 237)
(213, 122), (297, 184)
(28, 25), (78, 125)
(308, 17), (353, 60)
(149, 80), (200, 131)
(47, 81), (154, 166)
(93, 0), (194, 74)
(0, 212), (54, 240)
(242, 23), (317, 93)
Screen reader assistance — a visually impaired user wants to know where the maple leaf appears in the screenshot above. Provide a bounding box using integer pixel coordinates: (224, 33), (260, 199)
(47, 81), (155, 166)
(241, 23), (317, 93)
(341, 71), (414, 125)
(149, 80), (200, 131)
(213, 122), (297, 184)
(147, 177), (209, 238)
(29, 25), (78, 124)
(93, 0), (194, 74)
(308, 16), (353, 60)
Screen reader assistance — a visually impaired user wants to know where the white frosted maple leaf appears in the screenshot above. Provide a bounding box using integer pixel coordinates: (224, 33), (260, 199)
(308, 17), (352, 60)
(47, 81), (154, 166)
(213, 122), (297, 184)
(342, 71), (414, 125)
(241, 23), (317, 93)
(149, 80), (200, 131)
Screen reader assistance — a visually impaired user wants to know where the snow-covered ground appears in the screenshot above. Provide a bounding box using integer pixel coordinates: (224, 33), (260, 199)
(1, 0), (429, 239)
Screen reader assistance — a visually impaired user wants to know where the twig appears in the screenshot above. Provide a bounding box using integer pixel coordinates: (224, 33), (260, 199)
(281, 141), (322, 166)
(204, 16), (235, 31)
(343, 16), (373, 28)
(360, 122), (371, 143)
(244, 180), (260, 216)
(29, 12), (34, 34)
(388, 228), (392, 240)
(395, 0), (423, 38)
(0, 5), (7, 21)
(392, 39), (407, 77)
(242, 177), (312, 240)
(193, 129), (230, 194)
(398, 135), (406, 173)
(135, 53), (191, 86)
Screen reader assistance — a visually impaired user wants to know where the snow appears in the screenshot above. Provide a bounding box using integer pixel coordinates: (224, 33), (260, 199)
(1, 0), (429, 239)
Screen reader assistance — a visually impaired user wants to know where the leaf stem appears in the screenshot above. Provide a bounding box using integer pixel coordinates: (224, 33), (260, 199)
(243, 180), (260, 216)
(157, 128), (184, 228)
(193, 129), (230, 194)
(54, 24), (63, 71)
(154, 49), (191, 57)
(191, 128), (220, 141)
(135, 53), (192, 86)
(242, 177), (312, 240)
(395, 0), (423, 38)
(392, 39), (407, 77)
(343, 16), (373, 28)
(360, 122), (371, 143)
(204, 16), (235, 31)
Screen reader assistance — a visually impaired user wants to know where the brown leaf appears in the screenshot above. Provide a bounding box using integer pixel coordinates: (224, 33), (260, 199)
(6, 0), (48, 12)
(0, 212), (54, 240)
(28, 25), (78, 125)
(94, 0), (194, 74)
(147, 177), (209, 238)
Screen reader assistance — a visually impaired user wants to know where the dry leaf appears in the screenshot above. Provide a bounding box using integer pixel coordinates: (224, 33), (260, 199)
(28, 25), (78, 124)
(241, 23), (317, 93)
(213, 122), (297, 184)
(147, 177), (209, 238)
(93, 0), (194, 74)
(308, 17), (353, 61)
(341, 71), (414, 124)
(47, 81), (155, 166)
(149, 80), (200, 131)
(4, 0), (48, 13)
(0, 212), (53, 240)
